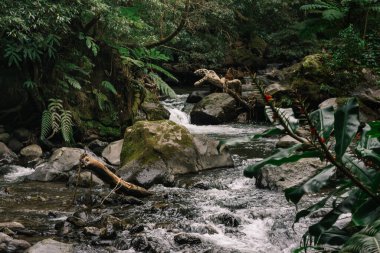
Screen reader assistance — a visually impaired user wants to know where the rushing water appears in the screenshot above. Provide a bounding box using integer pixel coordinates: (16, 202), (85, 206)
(0, 93), (314, 252)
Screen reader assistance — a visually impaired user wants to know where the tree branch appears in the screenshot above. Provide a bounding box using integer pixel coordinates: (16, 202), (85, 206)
(126, 0), (190, 49)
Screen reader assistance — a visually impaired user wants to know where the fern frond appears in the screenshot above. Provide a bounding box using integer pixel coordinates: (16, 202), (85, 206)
(63, 75), (82, 90)
(101, 80), (117, 95)
(40, 110), (52, 140)
(146, 63), (178, 81)
(61, 110), (74, 143)
(149, 72), (176, 98)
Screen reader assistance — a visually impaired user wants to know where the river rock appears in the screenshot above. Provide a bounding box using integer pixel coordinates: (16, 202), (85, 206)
(87, 139), (109, 156)
(119, 120), (234, 187)
(101, 139), (123, 166)
(0, 133), (10, 144)
(27, 148), (85, 182)
(174, 233), (202, 245)
(20, 144), (43, 158)
(190, 93), (238, 125)
(25, 238), (73, 253)
(186, 90), (210, 103)
(319, 98), (338, 110)
(67, 171), (104, 187)
(141, 101), (170, 121)
(0, 222), (25, 229)
(0, 142), (17, 166)
(255, 158), (325, 190)
(275, 135), (302, 148)
(211, 213), (241, 227)
(0, 232), (31, 253)
(7, 139), (23, 153)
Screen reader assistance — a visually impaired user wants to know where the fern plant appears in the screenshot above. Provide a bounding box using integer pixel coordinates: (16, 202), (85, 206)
(118, 46), (177, 98)
(40, 98), (74, 144)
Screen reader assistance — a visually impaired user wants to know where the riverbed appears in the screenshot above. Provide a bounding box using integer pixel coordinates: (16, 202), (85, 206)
(0, 93), (314, 252)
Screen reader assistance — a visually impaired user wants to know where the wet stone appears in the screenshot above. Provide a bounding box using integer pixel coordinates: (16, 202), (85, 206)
(129, 224), (144, 234)
(67, 216), (87, 227)
(26, 238), (73, 253)
(211, 213), (241, 227)
(103, 194), (144, 206)
(174, 233), (202, 245)
(131, 235), (150, 251)
(0, 232), (31, 253)
(113, 236), (131, 250)
(55, 221), (73, 236)
(83, 227), (101, 236)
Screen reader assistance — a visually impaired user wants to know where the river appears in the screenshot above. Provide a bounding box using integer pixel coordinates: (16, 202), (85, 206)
(0, 93), (314, 252)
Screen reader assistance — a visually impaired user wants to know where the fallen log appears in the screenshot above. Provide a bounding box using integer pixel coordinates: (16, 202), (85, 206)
(194, 69), (255, 111)
(79, 154), (152, 198)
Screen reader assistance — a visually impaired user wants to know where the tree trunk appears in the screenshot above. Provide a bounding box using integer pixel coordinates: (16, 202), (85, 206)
(79, 154), (152, 198)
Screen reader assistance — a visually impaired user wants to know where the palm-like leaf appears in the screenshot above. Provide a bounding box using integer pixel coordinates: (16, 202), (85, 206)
(341, 219), (380, 253)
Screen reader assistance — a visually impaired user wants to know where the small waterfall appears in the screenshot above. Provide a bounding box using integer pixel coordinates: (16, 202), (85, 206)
(168, 107), (190, 125)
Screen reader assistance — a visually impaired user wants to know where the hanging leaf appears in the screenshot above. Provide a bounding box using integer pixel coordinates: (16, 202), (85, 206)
(244, 144), (322, 178)
(308, 189), (359, 245)
(352, 197), (380, 227)
(285, 165), (336, 205)
(310, 105), (335, 140)
(334, 98), (360, 161)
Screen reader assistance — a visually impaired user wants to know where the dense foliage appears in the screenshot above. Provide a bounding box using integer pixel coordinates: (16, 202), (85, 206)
(239, 82), (380, 252)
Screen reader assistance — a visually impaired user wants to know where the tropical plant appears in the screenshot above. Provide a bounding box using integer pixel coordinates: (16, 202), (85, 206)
(40, 99), (74, 144)
(119, 47), (177, 98)
(224, 78), (380, 252)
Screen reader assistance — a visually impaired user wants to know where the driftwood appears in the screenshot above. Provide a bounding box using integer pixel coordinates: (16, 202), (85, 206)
(79, 154), (152, 198)
(194, 69), (255, 111)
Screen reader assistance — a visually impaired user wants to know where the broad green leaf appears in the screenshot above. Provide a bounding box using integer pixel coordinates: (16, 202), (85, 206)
(352, 198), (380, 226)
(310, 106), (335, 139)
(356, 146), (380, 165)
(308, 189), (359, 243)
(342, 154), (377, 190)
(318, 227), (350, 246)
(244, 144), (322, 178)
(285, 165), (336, 205)
(361, 121), (380, 149)
(294, 183), (351, 224)
(334, 98), (360, 161)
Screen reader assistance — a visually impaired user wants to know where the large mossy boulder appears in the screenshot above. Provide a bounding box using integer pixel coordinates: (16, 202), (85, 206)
(119, 120), (234, 187)
(190, 93), (238, 125)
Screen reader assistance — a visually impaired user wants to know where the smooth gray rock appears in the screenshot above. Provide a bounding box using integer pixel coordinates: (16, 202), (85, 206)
(190, 93), (238, 125)
(101, 140), (123, 166)
(27, 148), (84, 182)
(276, 135), (304, 148)
(255, 158), (326, 190)
(25, 238), (73, 253)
